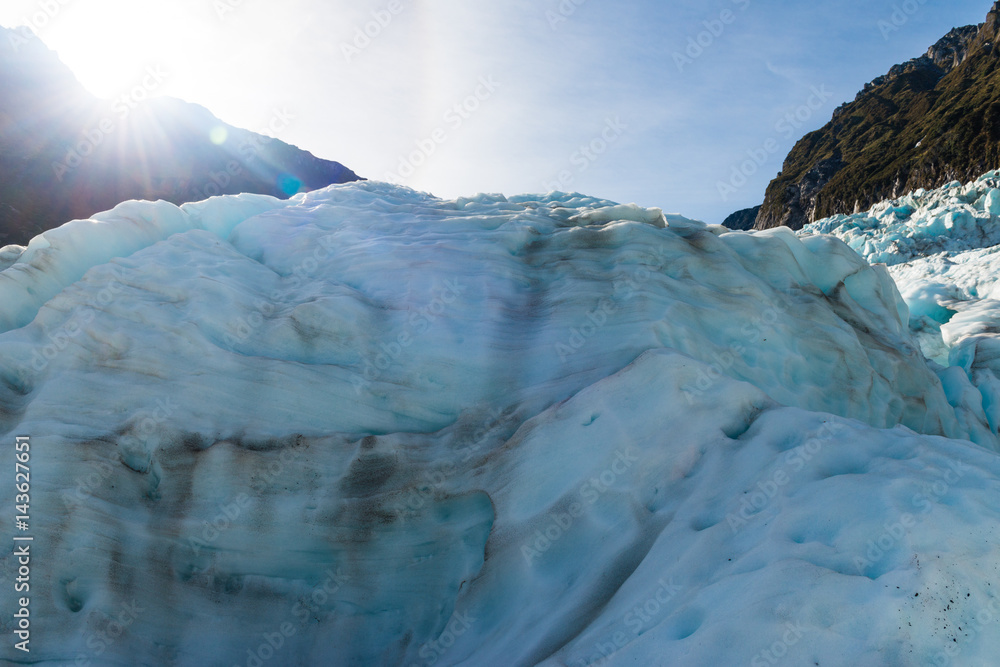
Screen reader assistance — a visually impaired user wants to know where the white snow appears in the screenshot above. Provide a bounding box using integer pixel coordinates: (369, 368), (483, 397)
(1, 180), (1000, 665)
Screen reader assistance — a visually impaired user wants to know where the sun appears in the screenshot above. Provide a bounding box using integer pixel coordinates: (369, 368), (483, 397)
(12, 0), (213, 100)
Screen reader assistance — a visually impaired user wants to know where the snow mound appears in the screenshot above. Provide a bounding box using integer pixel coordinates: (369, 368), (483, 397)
(803, 171), (1000, 441)
(500, 350), (1000, 667)
(0, 182), (976, 442)
(0, 182), (998, 665)
(802, 172), (1000, 267)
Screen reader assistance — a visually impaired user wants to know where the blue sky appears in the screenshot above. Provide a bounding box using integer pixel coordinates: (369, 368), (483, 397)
(1, 0), (995, 223)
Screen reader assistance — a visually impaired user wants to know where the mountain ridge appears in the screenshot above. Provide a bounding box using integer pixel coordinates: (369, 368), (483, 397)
(0, 24), (362, 245)
(753, 2), (1000, 230)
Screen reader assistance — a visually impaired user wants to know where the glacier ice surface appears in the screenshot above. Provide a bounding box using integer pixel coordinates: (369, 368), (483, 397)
(1, 181), (1000, 665)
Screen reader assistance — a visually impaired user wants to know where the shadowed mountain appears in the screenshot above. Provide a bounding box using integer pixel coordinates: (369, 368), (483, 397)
(721, 205), (761, 231)
(0, 24), (361, 245)
(755, 2), (1000, 230)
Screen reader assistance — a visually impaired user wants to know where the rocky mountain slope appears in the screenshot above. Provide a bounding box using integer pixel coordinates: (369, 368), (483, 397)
(754, 2), (1000, 230)
(721, 205), (760, 230)
(0, 25), (360, 245)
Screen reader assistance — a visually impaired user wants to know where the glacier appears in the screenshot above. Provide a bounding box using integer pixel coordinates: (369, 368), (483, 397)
(1, 181), (1000, 665)
(802, 172), (1000, 442)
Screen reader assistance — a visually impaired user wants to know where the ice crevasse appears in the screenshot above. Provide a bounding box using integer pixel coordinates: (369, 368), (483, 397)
(0, 181), (998, 666)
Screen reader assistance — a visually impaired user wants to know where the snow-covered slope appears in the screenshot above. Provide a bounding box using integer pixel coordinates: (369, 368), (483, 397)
(0, 184), (976, 441)
(802, 171), (1000, 439)
(1, 182), (999, 666)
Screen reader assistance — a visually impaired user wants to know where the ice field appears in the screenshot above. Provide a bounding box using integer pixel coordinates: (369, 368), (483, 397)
(2, 179), (1000, 665)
